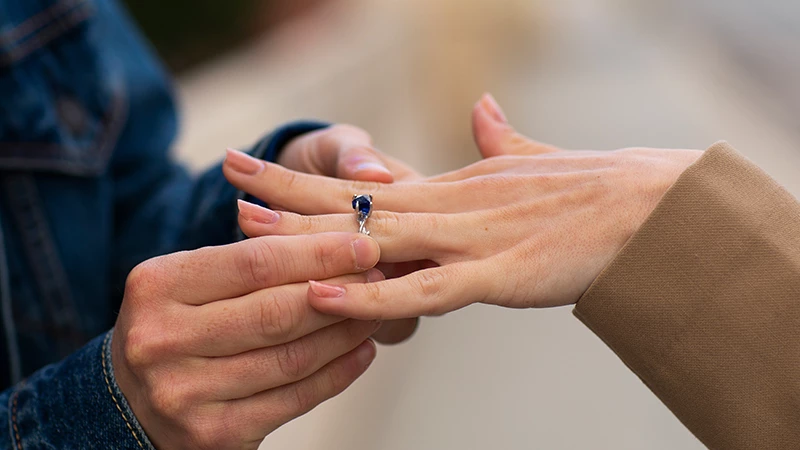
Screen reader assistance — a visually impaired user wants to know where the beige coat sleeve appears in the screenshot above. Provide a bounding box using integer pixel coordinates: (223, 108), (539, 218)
(574, 142), (800, 449)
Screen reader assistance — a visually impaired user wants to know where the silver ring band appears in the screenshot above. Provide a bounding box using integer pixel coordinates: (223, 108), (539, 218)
(352, 194), (373, 235)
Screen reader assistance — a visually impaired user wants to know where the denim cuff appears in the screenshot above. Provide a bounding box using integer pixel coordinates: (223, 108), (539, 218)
(7, 330), (155, 449)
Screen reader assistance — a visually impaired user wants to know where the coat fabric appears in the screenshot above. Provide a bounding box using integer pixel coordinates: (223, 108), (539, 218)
(575, 142), (800, 449)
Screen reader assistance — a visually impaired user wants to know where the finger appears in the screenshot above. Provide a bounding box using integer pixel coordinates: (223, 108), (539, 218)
(350, 267), (420, 345)
(372, 318), (419, 345)
(308, 262), (492, 320)
(224, 149), (450, 214)
(190, 270), (384, 356)
(207, 319), (381, 400)
(471, 93), (560, 158)
(228, 339), (377, 439)
(334, 145), (395, 184)
(297, 124), (396, 183)
(136, 232), (380, 305)
(237, 201), (466, 263)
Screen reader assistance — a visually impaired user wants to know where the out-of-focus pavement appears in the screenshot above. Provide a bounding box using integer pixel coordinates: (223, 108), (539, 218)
(172, 1), (800, 448)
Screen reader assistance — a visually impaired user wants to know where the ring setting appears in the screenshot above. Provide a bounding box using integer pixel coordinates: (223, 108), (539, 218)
(352, 194), (373, 235)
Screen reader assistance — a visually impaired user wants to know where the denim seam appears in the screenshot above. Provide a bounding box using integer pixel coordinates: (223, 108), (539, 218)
(0, 80), (128, 176)
(3, 175), (83, 348)
(101, 332), (145, 449)
(0, 4), (94, 67)
(10, 380), (23, 450)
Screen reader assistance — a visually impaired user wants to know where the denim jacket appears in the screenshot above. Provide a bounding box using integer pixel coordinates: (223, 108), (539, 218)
(0, 0), (327, 447)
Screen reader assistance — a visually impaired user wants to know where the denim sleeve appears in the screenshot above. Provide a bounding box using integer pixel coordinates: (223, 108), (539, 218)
(1, 330), (155, 449)
(0, 122), (331, 449)
(111, 120), (330, 291)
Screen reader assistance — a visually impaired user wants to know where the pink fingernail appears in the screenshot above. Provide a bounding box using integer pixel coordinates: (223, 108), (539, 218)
(309, 280), (346, 298)
(355, 162), (392, 175)
(481, 93), (508, 124)
(237, 199), (279, 224)
(225, 148), (264, 175)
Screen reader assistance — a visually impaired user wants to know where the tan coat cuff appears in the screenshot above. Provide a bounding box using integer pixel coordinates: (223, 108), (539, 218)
(574, 142), (800, 449)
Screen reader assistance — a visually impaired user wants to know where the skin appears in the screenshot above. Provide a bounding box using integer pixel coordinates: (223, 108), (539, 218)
(112, 233), (383, 449)
(225, 95), (703, 321)
(112, 125), (424, 449)
(273, 124), (425, 344)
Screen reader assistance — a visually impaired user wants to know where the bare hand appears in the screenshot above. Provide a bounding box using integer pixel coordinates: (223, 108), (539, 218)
(112, 233), (381, 449)
(223, 101), (702, 320)
(261, 124), (423, 343)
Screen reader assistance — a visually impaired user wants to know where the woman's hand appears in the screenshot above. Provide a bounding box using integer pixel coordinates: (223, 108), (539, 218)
(263, 124), (423, 343)
(225, 98), (703, 320)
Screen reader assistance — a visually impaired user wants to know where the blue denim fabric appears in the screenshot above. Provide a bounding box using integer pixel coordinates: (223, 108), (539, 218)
(0, 0), (328, 447)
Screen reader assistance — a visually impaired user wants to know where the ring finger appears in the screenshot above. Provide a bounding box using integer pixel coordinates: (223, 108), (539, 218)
(237, 200), (475, 264)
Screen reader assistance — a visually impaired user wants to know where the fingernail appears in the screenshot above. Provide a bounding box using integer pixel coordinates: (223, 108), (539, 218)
(372, 321), (383, 331)
(354, 162), (392, 175)
(366, 268), (386, 283)
(225, 148), (264, 175)
(352, 238), (379, 270)
(309, 280), (346, 298)
(481, 93), (508, 124)
(237, 199), (279, 224)
(355, 339), (377, 367)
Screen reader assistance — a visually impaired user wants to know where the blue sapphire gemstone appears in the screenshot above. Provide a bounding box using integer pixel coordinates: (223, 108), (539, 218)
(352, 194), (372, 218)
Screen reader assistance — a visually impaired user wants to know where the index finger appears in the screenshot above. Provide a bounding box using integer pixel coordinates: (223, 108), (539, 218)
(131, 232), (379, 305)
(223, 149), (454, 214)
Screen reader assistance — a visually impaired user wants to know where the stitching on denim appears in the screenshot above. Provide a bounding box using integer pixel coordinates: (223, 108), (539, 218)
(10, 380), (24, 450)
(0, 0), (84, 43)
(0, 77), (128, 175)
(101, 332), (145, 450)
(2, 176), (84, 348)
(0, 5), (94, 67)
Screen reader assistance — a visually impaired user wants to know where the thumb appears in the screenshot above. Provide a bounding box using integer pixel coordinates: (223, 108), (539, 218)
(472, 93), (560, 158)
(335, 145), (395, 183)
(308, 125), (394, 183)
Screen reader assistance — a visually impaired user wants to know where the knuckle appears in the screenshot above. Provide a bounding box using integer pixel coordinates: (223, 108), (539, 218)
(124, 258), (163, 301)
(148, 381), (189, 418)
(276, 339), (314, 379)
(257, 294), (298, 340)
(279, 167), (301, 192)
(363, 281), (384, 305)
(122, 325), (158, 369)
(374, 211), (402, 235)
(416, 270), (446, 299)
(287, 381), (319, 414)
(238, 240), (280, 288)
(312, 238), (337, 273)
(297, 215), (318, 234)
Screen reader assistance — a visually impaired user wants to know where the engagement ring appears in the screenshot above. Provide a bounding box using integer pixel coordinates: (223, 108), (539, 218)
(352, 194), (373, 235)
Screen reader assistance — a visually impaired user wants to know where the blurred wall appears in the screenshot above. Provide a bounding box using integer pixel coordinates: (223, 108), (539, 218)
(165, 0), (800, 448)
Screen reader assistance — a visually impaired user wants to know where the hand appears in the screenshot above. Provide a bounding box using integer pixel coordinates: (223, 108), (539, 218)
(223, 100), (703, 320)
(255, 123), (423, 343)
(277, 123), (423, 184)
(112, 233), (381, 449)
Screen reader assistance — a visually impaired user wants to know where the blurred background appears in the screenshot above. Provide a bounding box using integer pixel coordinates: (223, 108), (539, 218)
(123, 0), (800, 448)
